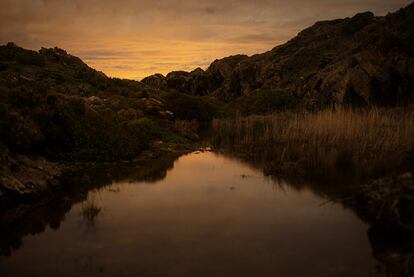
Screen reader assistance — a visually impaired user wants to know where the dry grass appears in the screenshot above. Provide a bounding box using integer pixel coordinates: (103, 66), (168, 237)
(211, 108), (414, 180)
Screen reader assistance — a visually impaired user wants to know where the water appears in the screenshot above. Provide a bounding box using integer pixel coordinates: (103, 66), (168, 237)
(0, 152), (379, 277)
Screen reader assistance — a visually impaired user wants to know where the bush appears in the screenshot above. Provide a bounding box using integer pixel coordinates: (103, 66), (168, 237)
(127, 118), (189, 144)
(0, 111), (45, 153)
(234, 89), (302, 115)
(68, 115), (147, 162)
(0, 44), (192, 162)
(163, 92), (218, 122)
(127, 118), (165, 142)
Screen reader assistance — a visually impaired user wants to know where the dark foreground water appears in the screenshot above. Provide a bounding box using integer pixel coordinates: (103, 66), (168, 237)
(0, 152), (380, 277)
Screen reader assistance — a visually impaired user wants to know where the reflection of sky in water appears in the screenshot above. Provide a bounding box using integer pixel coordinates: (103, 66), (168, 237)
(0, 152), (376, 277)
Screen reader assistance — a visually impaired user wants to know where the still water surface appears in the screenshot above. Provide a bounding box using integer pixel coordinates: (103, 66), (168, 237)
(0, 151), (377, 277)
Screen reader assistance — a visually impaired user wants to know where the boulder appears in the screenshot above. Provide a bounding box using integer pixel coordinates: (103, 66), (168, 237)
(0, 150), (61, 203)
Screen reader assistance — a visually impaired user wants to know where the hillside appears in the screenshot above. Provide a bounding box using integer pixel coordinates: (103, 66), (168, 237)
(143, 3), (414, 110)
(0, 44), (201, 205)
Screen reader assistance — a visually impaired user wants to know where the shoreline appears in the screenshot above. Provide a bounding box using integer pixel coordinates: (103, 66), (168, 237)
(214, 147), (414, 235)
(0, 143), (197, 211)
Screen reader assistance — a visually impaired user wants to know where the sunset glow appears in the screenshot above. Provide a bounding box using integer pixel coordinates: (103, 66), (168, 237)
(0, 0), (410, 80)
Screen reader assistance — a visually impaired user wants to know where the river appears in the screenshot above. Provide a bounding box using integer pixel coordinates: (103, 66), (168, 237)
(0, 151), (381, 276)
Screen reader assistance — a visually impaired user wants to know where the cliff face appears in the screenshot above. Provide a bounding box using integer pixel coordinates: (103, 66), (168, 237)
(304, 6), (414, 108)
(142, 3), (414, 108)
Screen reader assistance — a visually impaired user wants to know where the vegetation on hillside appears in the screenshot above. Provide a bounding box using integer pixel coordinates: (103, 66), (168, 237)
(0, 43), (197, 162)
(232, 89), (303, 115)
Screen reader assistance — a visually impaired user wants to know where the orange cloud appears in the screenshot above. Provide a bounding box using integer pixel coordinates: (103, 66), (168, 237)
(0, 0), (410, 80)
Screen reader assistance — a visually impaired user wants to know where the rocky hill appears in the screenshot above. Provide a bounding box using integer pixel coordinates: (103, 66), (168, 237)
(0, 43), (200, 205)
(142, 3), (414, 109)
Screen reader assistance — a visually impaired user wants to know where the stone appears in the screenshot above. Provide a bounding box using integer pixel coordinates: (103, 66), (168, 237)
(0, 153), (61, 198)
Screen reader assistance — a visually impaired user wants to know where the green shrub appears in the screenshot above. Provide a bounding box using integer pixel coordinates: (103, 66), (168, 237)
(127, 118), (191, 145)
(0, 111), (45, 153)
(69, 115), (147, 161)
(0, 44), (192, 162)
(127, 118), (165, 142)
(234, 89), (302, 115)
(163, 92), (218, 122)
(0, 44), (44, 66)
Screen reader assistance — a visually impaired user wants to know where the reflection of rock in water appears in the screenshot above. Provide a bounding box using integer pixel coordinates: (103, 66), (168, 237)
(0, 153), (179, 256)
(368, 226), (414, 277)
(357, 173), (414, 234)
(62, 152), (179, 191)
(216, 151), (414, 276)
(0, 198), (71, 256)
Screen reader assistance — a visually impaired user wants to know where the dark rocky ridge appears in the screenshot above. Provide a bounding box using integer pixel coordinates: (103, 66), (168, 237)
(142, 3), (414, 108)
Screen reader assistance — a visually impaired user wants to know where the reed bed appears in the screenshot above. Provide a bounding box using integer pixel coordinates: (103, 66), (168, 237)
(211, 109), (414, 180)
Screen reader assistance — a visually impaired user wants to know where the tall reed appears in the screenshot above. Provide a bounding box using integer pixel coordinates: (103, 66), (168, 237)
(211, 109), (414, 180)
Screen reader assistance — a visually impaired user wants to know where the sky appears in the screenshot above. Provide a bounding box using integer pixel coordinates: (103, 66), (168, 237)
(0, 0), (411, 80)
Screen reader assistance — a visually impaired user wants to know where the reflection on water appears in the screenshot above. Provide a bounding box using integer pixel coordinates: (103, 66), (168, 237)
(0, 153), (179, 257)
(0, 152), (409, 276)
(80, 196), (102, 231)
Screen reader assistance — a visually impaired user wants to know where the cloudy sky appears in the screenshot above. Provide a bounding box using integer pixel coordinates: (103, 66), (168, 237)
(0, 0), (410, 80)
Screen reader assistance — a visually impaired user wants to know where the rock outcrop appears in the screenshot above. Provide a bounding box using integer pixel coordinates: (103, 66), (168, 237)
(142, 3), (414, 108)
(357, 172), (414, 233)
(0, 146), (61, 206)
